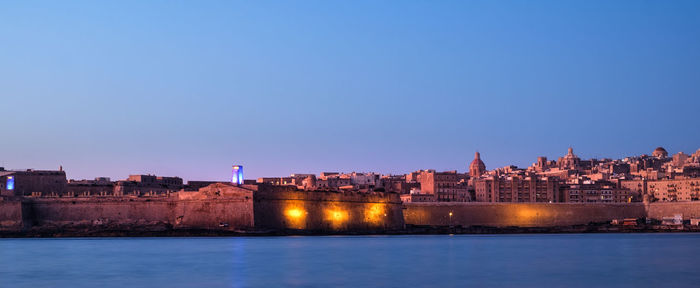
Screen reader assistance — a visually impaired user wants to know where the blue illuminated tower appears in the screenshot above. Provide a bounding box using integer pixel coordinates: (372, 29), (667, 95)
(231, 165), (243, 185)
(7, 176), (14, 190)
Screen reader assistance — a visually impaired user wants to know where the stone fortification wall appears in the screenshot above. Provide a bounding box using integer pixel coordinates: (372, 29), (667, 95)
(404, 202), (647, 227)
(253, 187), (405, 232)
(173, 183), (254, 229)
(28, 196), (254, 231)
(2, 184), (403, 234)
(2, 183), (255, 233)
(8, 184), (700, 235)
(646, 202), (700, 220)
(0, 199), (24, 231)
(30, 198), (176, 228)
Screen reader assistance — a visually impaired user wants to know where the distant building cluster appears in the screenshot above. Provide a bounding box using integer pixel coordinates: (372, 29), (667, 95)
(254, 147), (700, 204)
(0, 168), (191, 198)
(1, 146), (699, 204)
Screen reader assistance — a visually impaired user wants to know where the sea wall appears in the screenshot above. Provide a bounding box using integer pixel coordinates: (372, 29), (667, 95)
(27, 197), (254, 232)
(175, 199), (253, 229)
(0, 199), (24, 231)
(403, 203), (647, 227)
(7, 187), (700, 235)
(253, 188), (405, 232)
(1, 185), (404, 234)
(8, 184), (255, 233)
(646, 202), (700, 220)
(29, 198), (176, 229)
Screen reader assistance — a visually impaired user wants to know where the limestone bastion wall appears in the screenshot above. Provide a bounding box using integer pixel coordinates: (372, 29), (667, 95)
(253, 187), (405, 231)
(25, 196), (254, 231)
(646, 202), (700, 220)
(0, 199), (25, 231)
(6, 187), (700, 233)
(403, 202), (647, 227)
(0, 183), (407, 233)
(4, 183), (255, 232)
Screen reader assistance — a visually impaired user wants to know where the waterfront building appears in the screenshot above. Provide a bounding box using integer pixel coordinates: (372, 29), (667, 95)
(315, 177), (352, 190)
(0, 167), (67, 197)
(256, 177), (295, 186)
(646, 179), (700, 202)
(400, 192), (436, 203)
(67, 178), (114, 197)
(561, 180), (633, 203)
(380, 175), (419, 194)
(348, 172), (381, 189)
(114, 174), (184, 196)
(474, 175), (559, 203)
(419, 170), (470, 202)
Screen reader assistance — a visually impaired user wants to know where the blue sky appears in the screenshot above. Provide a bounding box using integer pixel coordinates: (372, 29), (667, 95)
(1, 1), (699, 181)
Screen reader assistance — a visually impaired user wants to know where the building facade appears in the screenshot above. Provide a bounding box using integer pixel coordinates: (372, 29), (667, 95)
(474, 176), (559, 203)
(419, 170), (470, 202)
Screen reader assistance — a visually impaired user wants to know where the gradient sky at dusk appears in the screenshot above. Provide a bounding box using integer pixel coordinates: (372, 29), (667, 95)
(1, 1), (699, 181)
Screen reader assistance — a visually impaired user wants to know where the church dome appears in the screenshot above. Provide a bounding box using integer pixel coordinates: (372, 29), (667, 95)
(558, 147), (581, 170)
(653, 147), (668, 158)
(469, 152), (486, 177)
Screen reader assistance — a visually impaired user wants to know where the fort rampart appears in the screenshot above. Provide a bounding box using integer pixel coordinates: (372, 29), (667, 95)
(0, 183), (404, 234)
(4, 183), (700, 235)
(0, 199), (25, 231)
(646, 202), (700, 220)
(253, 188), (404, 231)
(403, 202), (700, 228)
(403, 203), (647, 227)
(23, 196), (255, 232)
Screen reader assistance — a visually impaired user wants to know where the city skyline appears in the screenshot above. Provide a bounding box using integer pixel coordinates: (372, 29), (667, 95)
(3, 145), (697, 182)
(3, 1), (700, 286)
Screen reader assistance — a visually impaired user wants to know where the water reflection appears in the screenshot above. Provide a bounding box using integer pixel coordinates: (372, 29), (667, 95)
(2, 234), (700, 288)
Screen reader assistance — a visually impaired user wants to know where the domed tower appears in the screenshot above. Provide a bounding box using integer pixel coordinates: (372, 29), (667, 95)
(558, 147), (581, 170)
(652, 147), (668, 159)
(469, 152), (486, 177)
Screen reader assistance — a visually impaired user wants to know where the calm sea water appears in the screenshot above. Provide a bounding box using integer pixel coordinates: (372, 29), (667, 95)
(1, 234), (699, 288)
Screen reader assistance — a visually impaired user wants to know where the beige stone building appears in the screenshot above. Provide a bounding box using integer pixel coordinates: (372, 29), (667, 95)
(419, 170), (470, 202)
(474, 175), (560, 203)
(0, 168), (67, 197)
(400, 193), (437, 203)
(647, 179), (700, 202)
(561, 180), (632, 203)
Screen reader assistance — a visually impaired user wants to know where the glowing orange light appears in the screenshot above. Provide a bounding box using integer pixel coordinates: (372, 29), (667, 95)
(515, 207), (550, 227)
(284, 207), (307, 229)
(286, 208), (304, 218)
(364, 203), (387, 226)
(325, 208), (349, 229)
(517, 208), (536, 218)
